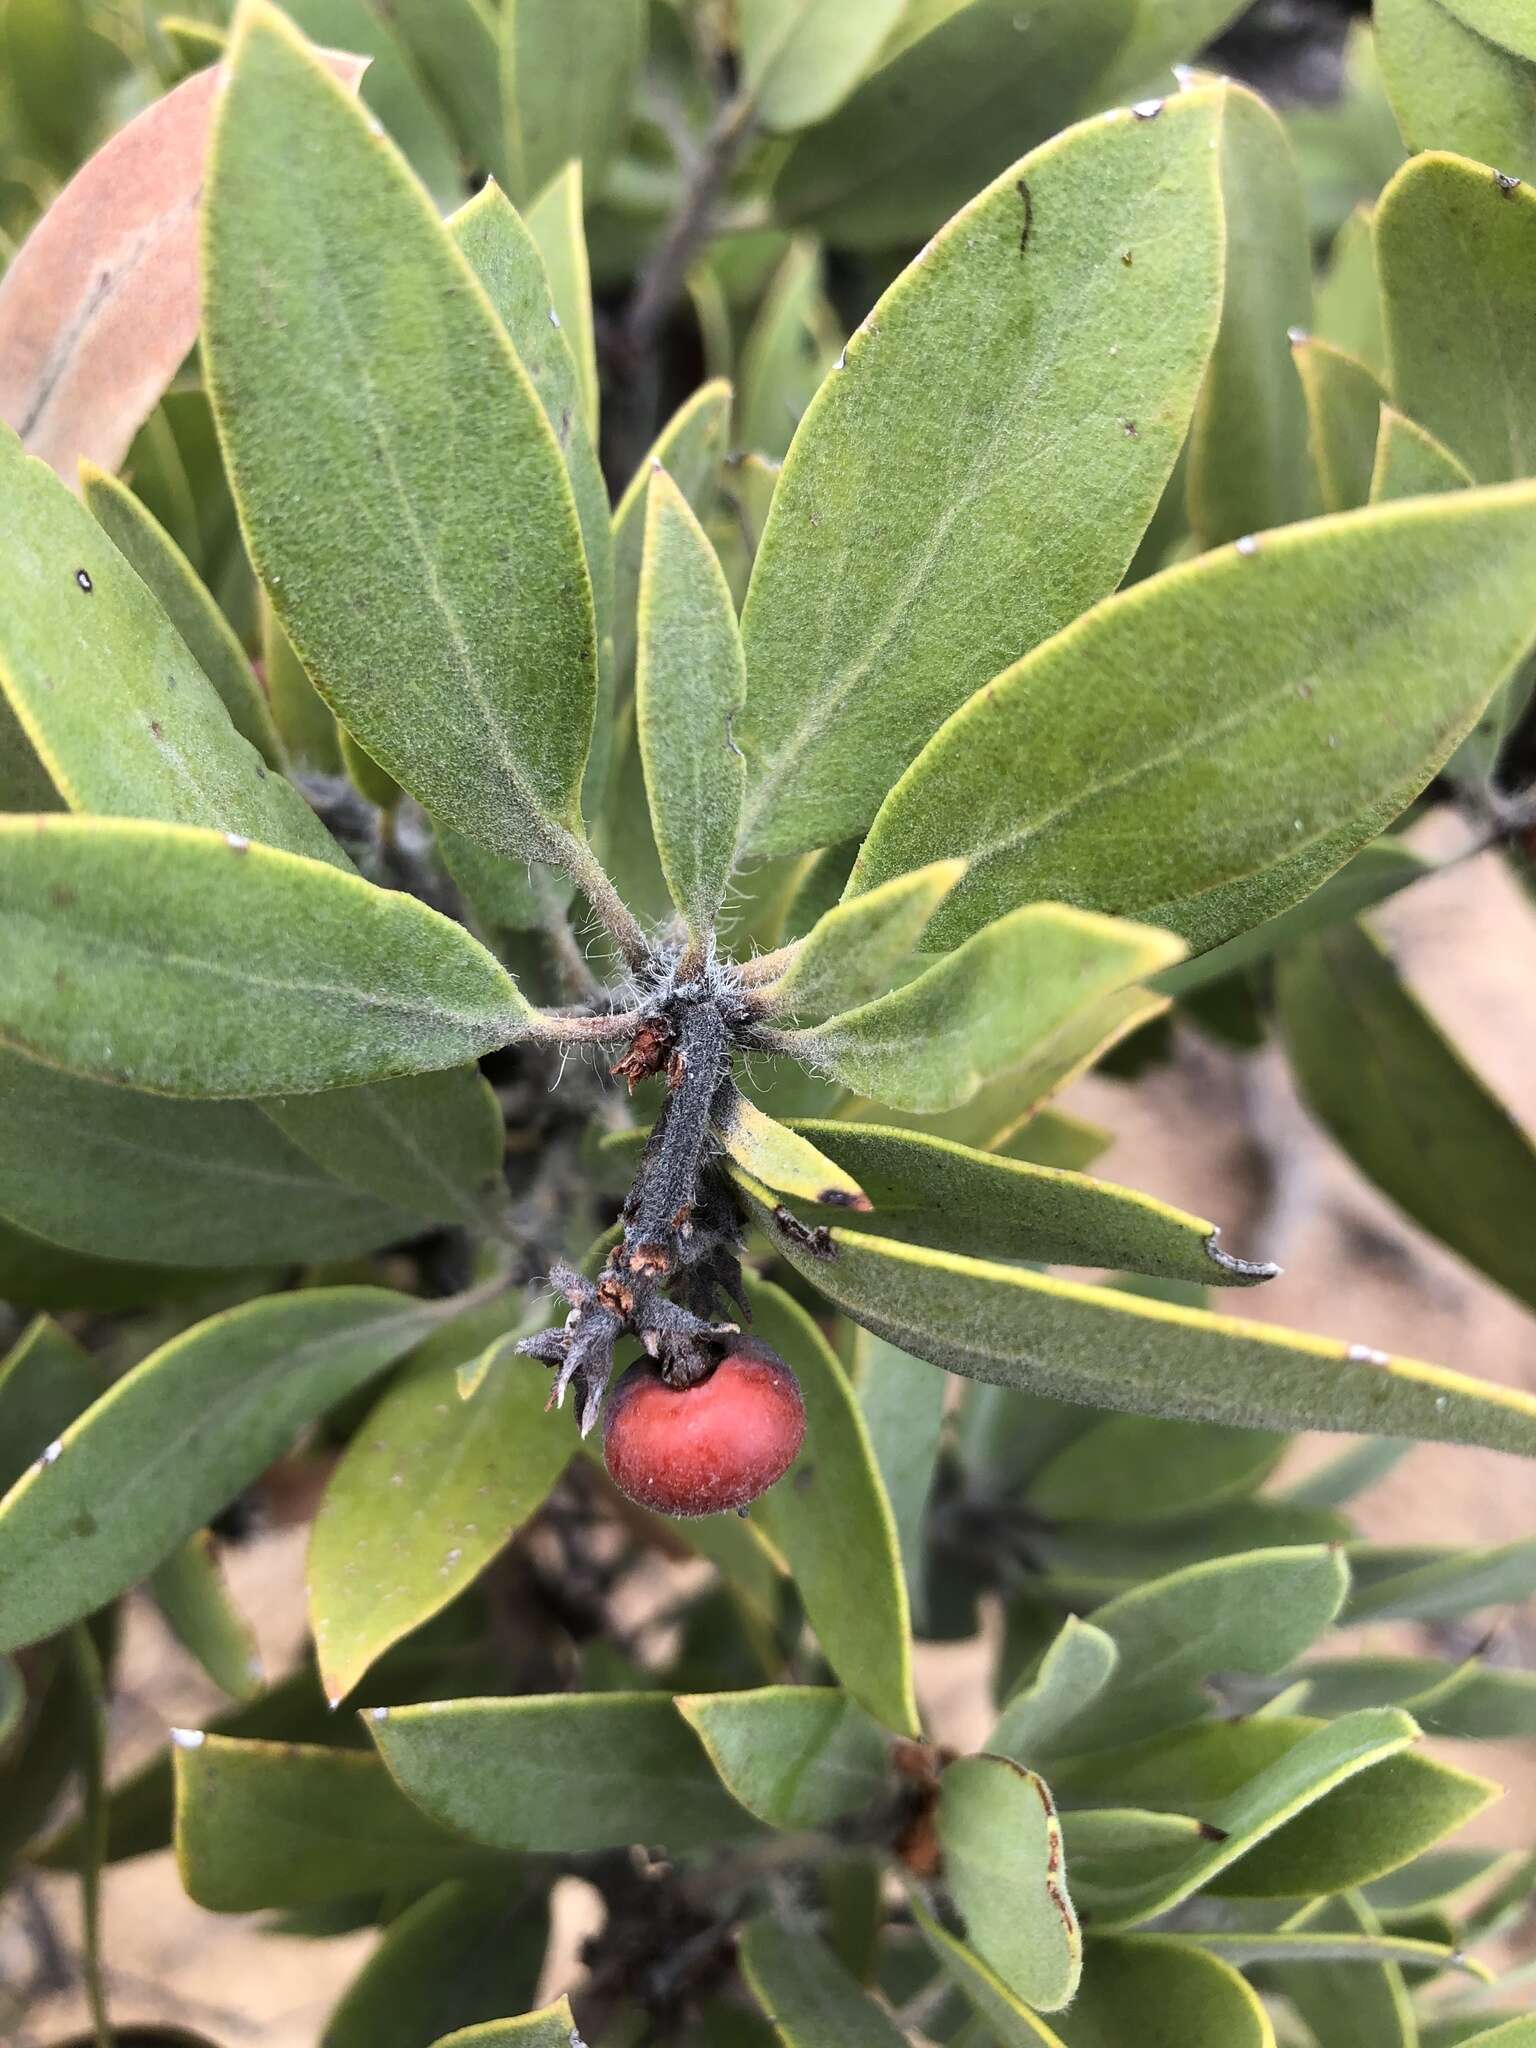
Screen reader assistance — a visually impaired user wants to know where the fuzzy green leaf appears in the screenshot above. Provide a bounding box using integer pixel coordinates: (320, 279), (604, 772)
(676, 1687), (890, 1829)
(938, 1754), (1081, 2009)
(0, 1315), (102, 1496)
(907, 1889), (1069, 2048)
(0, 1047), (431, 1265)
(1315, 205), (1386, 374)
(0, 1288), (450, 1651)
(717, 1092), (871, 1211)
(1378, 151), (1536, 483)
(989, 1619), (1119, 1766)
(525, 164), (601, 450)
(1190, 1925), (1486, 1974)
(1379, 0), (1536, 187)
(0, 427), (338, 862)
(320, 1881), (547, 2048)
(174, 1735), (496, 1910)
(765, 863), (965, 1025)
(150, 1535), (261, 1702)
(1029, 1415), (1287, 1525)
(0, 1218), (227, 1315)
(0, 817), (528, 1096)
(738, 0), (904, 133)
(737, 89), (1225, 858)
(205, 4), (600, 873)
(612, 380), (732, 689)
(502, 0), (644, 204)
(636, 467), (747, 942)
(853, 486), (1536, 956)
(737, 239), (839, 464)
(370, 1693), (762, 1852)
(768, 1120), (1274, 1286)
(745, 1279), (919, 1735)
(739, 1189), (1536, 1459)
(278, 0), (463, 206)
(308, 1302), (575, 1703)
(1278, 920), (1536, 1313)
(1058, 1938), (1273, 2048)
(854, 1331), (946, 1630)
(780, 906), (1182, 1114)
(429, 2004), (578, 2048)
(81, 461), (283, 769)
(387, 0), (508, 190)
(1188, 83), (1315, 549)
(261, 1068), (508, 1234)
(1299, 1659), (1536, 1741)
(740, 1918), (908, 2046)
(1294, 335), (1385, 513)
(1344, 1539), (1536, 1622)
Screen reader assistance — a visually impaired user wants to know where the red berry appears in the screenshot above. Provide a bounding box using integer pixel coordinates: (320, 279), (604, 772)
(601, 1341), (806, 1518)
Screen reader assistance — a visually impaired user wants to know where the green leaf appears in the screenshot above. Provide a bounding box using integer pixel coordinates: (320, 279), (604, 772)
(937, 1754), (1080, 2009)
(0, 427), (340, 863)
(676, 1687), (890, 1829)
(766, 1120), (1274, 1286)
(739, 1918), (909, 2046)
(612, 380), (732, 689)
(429, 2002), (579, 2048)
(1278, 920), (1536, 1312)
(260, 592), (341, 774)
(1315, 205), (1387, 375)
(1299, 1659), (1536, 1740)
(1437, 1), (1536, 59)
(81, 461), (284, 770)
(320, 1880), (548, 2048)
(0, 1287), (450, 1651)
(1037, 1500), (1351, 1609)
(0, 1655), (22, 1750)
(150, 1534), (261, 1702)
(277, 0), (464, 207)
(261, 1068), (508, 1234)
(636, 465), (747, 942)
(989, 1618), (1119, 1765)
(737, 88), (1225, 858)
(1053, 1547), (1348, 1757)
(1255, 1893), (1417, 2048)
(502, 0), (644, 204)
(1367, 1846), (1517, 1916)
(174, 1734), (497, 1910)
(737, 238), (839, 464)
(1379, 0), (1536, 187)
(764, 863), (966, 1025)
(370, 1692), (762, 1852)
(308, 1301), (574, 1703)
(1294, 335), (1386, 513)
(0, 1046), (431, 1265)
(778, 906), (1183, 1114)
(716, 1092), (871, 1212)
(0, 1314), (102, 1497)
(907, 1889), (1069, 2048)
(387, 0), (508, 190)
(1190, 1925), (1486, 1974)
(0, 1215), (235, 1313)
(1188, 83), (1314, 549)
(525, 164), (601, 451)
(1343, 1538), (1536, 1622)
(1435, 2023), (1536, 2048)
(205, 4), (602, 878)
(1378, 151), (1536, 483)
(736, 1181), (1536, 1459)
(745, 1278), (918, 1735)
(1053, 1936), (1273, 2048)
(0, 816), (529, 1096)
(1030, 1415), (1287, 1528)
(1283, 1435), (1415, 1509)
(853, 485), (1536, 957)
(854, 1331), (946, 1630)
(738, 0), (904, 133)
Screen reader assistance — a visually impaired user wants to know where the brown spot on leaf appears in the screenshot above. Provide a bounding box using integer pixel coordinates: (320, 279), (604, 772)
(48, 882), (76, 909)
(819, 1187), (872, 1212)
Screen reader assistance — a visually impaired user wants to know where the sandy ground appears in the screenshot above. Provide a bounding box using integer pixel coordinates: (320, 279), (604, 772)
(4, 826), (1534, 2044)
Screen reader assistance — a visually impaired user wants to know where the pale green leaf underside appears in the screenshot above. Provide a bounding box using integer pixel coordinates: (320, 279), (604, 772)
(938, 1754), (1080, 2009)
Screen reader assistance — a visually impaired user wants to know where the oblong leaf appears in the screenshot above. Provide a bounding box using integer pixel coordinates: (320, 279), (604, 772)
(676, 1687), (890, 1829)
(717, 1092), (871, 1211)
(1379, 0), (1536, 189)
(0, 1288), (450, 1651)
(1294, 335), (1386, 513)
(989, 1618), (1119, 1766)
(779, 906), (1183, 1113)
(308, 1301), (574, 1703)
(0, 1046), (430, 1264)
(744, 1278), (919, 1735)
(525, 165), (600, 447)
(429, 2003), (578, 2048)
(736, 88), (1225, 858)
(938, 1754), (1080, 2010)
(739, 1917), (908, 2046)
(320, 1880), (547, 2048)
(770, 1120), (1274, 1286)
(739, 0), (905, 134)
(151, 1535), (261, 1702)
(0, 1314), (103, 1496)
(611, 379), (732, 690)
(763, 861), (966, 1024)
(1378, 151), (1536, 483)
(0, 816), (529, 1096)
(370, 1692), (761, 1852)
(1028, 1414), (1287, 1524)
(736, 1189), (1536, 1460)
(1277, 919), (1536, 1313)
(636, 466), (747, 942)
(205, 3), (600, 872)
(502, 0), (644, 204)
(854, 1330), (946, 1630)
(174, 1735), (497, 1909)
(852, 485), (1536, 955)
(1053, 1936), (1274, 2048)
(907, 1889), (1069, 2048)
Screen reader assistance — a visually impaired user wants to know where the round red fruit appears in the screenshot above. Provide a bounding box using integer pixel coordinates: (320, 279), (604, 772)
(601, 1341), (806, 1518)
